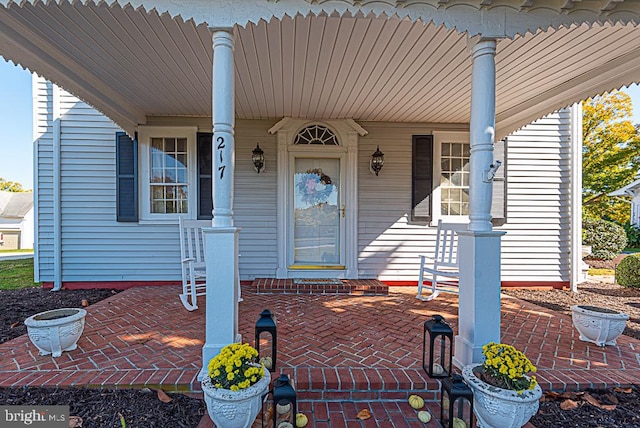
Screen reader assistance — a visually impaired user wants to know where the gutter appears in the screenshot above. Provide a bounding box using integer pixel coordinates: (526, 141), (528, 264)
(52, 85), (62, 291)
(32, 76), (39, 283)
(570, 103), (583, 293)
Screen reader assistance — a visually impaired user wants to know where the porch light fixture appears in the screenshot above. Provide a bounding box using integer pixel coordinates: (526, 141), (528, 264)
(370, 145), (384, 176)
(272, 374), (297, 428)
(423, 314), (453, 378)
(441, 374), (475, 428)
(255, 309), (277, 372)
(252, 143), (265, 173)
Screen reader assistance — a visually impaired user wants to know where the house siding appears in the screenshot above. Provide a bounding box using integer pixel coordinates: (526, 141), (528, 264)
(36, 82), (572, 284)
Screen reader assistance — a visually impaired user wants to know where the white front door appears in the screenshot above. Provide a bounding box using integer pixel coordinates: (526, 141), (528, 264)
(291, 157), (344, 269)
(271, 118), (366, 279)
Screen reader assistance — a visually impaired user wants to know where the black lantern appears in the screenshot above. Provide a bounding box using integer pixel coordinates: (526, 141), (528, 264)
(441, 374), (474, 428)
(252, 143), (265, 173)
(272, 374), (297, 428)
(255, 309), (277, 372)
(423, 314), (453, 378)
(370, 145), (384, 176)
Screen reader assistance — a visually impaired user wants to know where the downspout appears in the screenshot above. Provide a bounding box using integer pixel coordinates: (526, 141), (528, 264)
(570, 103), (584, 292)
(32, 76), (39, 283)
(52, 85), (62, 291)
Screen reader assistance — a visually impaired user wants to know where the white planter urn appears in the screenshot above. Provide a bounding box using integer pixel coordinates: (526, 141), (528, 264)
(462, 364), (542, 428)
(24, 308), (87, 357)
(571, 305), (629, 346)
(202, 369), (270, 428)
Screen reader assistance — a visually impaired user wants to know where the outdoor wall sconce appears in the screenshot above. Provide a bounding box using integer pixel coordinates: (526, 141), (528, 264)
(441, 374), (475, 428)
(272, 374), (297, 428)
(255, 309), (277, 372)
(423, 314), (453, 378)
(252, 143), (265, 173)
(370, 145), (384, 176)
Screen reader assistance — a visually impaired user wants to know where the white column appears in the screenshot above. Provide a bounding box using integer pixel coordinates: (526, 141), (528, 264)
(454, 39), (505, 368)
(201, 28), (240, 378)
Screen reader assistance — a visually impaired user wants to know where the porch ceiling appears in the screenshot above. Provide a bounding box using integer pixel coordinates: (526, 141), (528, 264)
(1, 1), (640, 137)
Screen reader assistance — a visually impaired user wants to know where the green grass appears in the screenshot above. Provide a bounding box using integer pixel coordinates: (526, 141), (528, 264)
(624, 248), (640, 253)
(0, 249), (34, 253)
(0, 258), (40, 290)
(589, 268), (615, 276)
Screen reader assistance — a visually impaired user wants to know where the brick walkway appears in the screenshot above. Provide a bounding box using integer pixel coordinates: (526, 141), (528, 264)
(2, 285), (640, 427)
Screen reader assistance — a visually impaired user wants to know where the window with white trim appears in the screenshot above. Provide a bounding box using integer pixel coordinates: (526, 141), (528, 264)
(411, 131), (506, 225)
(138, 126), (198, 222)
(439, 141), (470, 216)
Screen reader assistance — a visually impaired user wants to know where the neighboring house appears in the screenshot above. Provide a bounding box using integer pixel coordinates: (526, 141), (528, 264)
(32, 81), (581, 288)
(0, 191), (34, 250)
(610, 174), (640, 227)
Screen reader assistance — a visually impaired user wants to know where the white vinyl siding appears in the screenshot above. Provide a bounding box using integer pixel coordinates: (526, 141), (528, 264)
(36, 81), (571, 284)
(358, 112), (571, 283)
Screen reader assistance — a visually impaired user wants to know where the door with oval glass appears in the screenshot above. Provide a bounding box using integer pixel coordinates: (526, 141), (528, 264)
(291, 157), (344, 269)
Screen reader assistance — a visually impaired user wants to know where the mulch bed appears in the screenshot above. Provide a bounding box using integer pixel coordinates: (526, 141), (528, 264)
(0, 387), (205, 428)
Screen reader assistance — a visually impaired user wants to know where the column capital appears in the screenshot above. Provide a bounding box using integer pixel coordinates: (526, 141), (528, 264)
(471, 38), (497, 58)
(211, 28), (235, 49)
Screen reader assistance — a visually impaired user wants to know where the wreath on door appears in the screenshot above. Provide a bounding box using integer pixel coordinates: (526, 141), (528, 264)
(296, 168), (335, 206)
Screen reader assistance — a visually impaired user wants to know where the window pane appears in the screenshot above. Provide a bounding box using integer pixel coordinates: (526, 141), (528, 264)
(177, 138), (187, 153)
(440, 141), (470, 217)
(148, 136), (189, 215)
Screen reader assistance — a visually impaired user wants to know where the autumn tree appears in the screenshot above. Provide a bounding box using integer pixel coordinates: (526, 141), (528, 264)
(0, 177), (25, 192)
(582, 90), (640, 224)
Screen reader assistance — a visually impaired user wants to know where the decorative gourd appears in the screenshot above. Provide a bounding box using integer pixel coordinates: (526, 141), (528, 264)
(295, 413), (308, 427)
(276, 402), (291, 415)
(260, 356), (273, 370)
(432, 363), (445, 375)
(452, 417), (467, 428)
(278, 423), (294, 428)
(408, 394), (424, 409)
(417, 411), (431, 423)
(442, 396), (450, 410)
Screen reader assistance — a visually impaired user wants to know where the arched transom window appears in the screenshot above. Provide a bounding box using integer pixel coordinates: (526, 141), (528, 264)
(294, 125), (339, 146)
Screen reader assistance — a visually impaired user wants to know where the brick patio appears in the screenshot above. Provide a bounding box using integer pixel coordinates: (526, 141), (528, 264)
(2, 284), (640, 427)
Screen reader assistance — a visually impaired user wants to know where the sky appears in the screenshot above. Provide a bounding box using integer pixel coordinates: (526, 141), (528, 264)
(1, 59), (640, 191)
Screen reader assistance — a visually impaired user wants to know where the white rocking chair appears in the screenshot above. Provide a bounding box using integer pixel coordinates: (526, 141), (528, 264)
(179, 218), (209, 311)
(417, 220), (464, 301)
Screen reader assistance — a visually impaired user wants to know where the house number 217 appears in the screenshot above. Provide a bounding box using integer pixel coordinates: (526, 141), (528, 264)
(217, 136), (226, 179)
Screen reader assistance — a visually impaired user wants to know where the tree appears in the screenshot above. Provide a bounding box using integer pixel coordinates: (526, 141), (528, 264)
(0, 177), (25, 192)
(582, 90), (640, 224)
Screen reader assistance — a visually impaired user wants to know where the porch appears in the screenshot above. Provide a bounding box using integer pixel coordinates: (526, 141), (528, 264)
(1, 284), (639, 426)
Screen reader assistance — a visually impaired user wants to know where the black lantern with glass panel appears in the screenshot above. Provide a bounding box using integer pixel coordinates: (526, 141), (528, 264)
(441, 374), (474, 428)
(272, 374), (297, 428)
(252, 143), (265, 173)
(423, 314), (453, 378)
(370, 145), (384, 176)
(255, 309), (277, 372)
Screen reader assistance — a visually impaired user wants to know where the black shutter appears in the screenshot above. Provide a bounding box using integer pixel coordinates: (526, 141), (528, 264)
(491, 138), (507, 226)
(412, 135), (434, 222)
(116, 132), (138, 222)
(198, 133), (213, 220)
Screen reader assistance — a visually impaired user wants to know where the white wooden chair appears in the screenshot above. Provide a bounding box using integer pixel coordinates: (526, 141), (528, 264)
(179, 218), (209, 311)
(417, 220), (465, 301)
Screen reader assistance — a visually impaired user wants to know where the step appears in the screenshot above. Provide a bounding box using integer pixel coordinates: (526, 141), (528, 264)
(251, 278), (389, 295)
(279, 367), (440, 402)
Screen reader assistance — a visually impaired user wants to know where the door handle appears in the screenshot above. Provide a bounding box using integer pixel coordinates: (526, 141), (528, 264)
(341, 204), (345, 218)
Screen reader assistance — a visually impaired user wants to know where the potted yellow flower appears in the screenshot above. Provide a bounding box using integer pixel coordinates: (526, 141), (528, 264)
(462, 342), (542, 428)
(201, 343), (270, 428)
